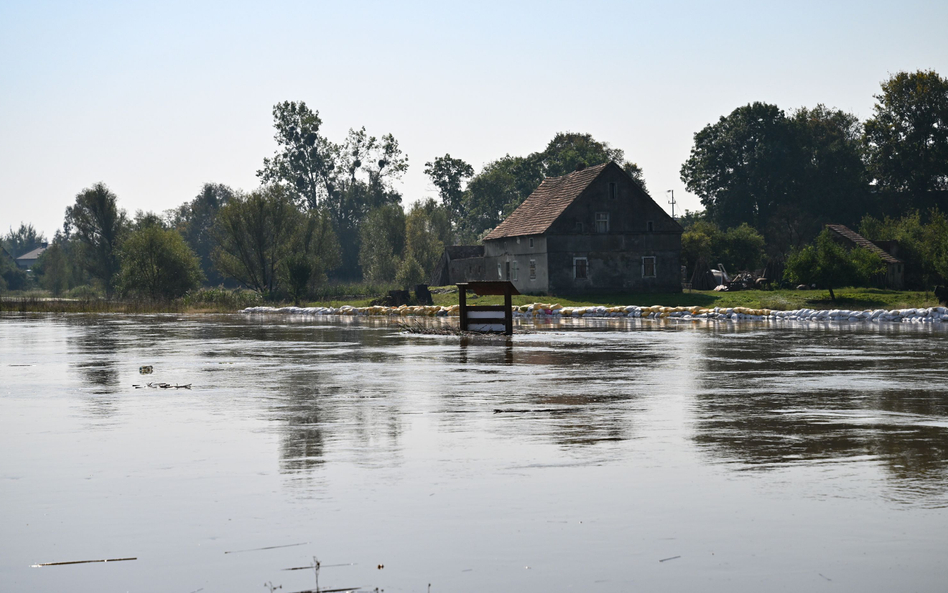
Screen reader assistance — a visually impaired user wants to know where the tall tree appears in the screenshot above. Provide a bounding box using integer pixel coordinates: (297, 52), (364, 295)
(681, 102), (798, 236)
(358, 204), (406, 284)
(257, 101), (408, 278)
(538, 132), (646, 189)
(864, 70), (948, 209)
(424, 154), (474, 224)
(173, 183), (233, 285)
(396, 199), (451, 288)
(64, 182), (128, 297)
(280, 209), (340, 305)
(212, 186), (303, 297)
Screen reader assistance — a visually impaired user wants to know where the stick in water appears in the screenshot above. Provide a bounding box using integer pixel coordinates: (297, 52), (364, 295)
(32, 557), (137, 567)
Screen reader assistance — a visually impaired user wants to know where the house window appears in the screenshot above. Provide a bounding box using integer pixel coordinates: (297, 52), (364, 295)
(575, 221), (584, 233)
(497, 262), (503, 279)
(642, 256), (656, 278)
(647, 221), (654, 232)
(529, 259), (536, 280)
(574, 257), (588, 280)
(512, 261), (519, 281)
(609, 182), (617, 200)
(596, 212), (610, 233)
(529, 237), (534, 248)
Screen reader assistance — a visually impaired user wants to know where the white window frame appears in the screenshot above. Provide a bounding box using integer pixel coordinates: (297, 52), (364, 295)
(529, 259), (536, 281)
(574, 257), (588, 280)
(596, 212), (610, 233)
(642, 256), (656, 278)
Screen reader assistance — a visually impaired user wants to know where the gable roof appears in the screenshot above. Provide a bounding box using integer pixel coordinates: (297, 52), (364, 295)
(483, 162), (612, 241)
(16, 245), (47, 262)
(825, 224), (901, 264)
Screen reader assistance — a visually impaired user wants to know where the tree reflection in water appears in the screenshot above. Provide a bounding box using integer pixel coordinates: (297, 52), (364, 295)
(691, 327), (948, 505)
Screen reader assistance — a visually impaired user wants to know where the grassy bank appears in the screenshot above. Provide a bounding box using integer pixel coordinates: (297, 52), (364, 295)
(2, 286), (941, 314)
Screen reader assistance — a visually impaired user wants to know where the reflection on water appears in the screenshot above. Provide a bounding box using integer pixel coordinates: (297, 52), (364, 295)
(691, 327), (948, 505)
(2, 314), (948, 592)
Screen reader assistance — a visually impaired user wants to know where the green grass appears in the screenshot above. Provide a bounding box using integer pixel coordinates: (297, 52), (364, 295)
(426, 286), (941, 311)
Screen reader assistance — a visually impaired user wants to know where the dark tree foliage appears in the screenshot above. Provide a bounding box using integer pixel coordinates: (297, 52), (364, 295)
(453, 132), (648, 242)
(213, 186), (339, 299)
(64, 182), (128, 297)
(172, 183), (234, 285)
(359, 204), (407, 283)
(864, 70), (948, 208)
(118, 226), (204, 300)
(3, 223), (46, 258)
(257, 101), (407, 279)
(784, 229), (885, 300)
(681, 102), (868, 253)
(681, 102), (797, 236)
(424, 154), (474, 223)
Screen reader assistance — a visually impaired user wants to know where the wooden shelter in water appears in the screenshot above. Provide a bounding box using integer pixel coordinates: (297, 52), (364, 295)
(457, 281), (519, 335)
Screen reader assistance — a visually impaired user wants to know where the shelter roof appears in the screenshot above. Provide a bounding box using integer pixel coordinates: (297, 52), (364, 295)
(825, 224), (901, 264)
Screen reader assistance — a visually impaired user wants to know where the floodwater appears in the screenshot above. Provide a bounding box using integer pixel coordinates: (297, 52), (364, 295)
(2, 314), (948, 593)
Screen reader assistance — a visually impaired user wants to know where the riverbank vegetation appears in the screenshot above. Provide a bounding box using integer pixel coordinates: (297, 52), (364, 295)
(3, 70), (947, 307)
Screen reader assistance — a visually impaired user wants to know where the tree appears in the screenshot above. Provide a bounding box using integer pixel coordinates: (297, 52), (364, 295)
(172, 183), (233, 285)
(118, 226), (204, 300)
(864, 70), (948, 207)
(212, 186), (304, 297)
(453, 132), (648, 242)
(399, 198), (451, 286)
(280, 209), (340, 305)
(681, 102), (798, 238)
(538, 132), (646, 189)
(358, 204), (406, 284)
(3, 223), (46, 258)
(860, 209), (948, 288)
(64, 182), (128, 297)
(257, 101), (408, 279)
(784, 229), (884, 300)
(424, 154), (473, 224)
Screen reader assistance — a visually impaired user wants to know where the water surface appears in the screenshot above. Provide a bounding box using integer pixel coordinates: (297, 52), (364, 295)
(2, 314), (947, 592)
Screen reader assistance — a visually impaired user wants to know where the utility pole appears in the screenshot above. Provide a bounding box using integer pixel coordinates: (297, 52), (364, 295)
(666, 190), (677, 218)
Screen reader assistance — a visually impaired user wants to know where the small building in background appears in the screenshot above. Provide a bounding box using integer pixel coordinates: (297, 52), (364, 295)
(825, 224), (904, 289)
(429, 245), (486, 286)
(15, 243), (47, 270)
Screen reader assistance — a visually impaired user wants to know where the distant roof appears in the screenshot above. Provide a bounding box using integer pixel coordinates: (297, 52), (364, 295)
(483, 162), (612, 241)
(825, 224), (901, 264)
(445, 245), (484, 259)
(16, 245), (47, 262)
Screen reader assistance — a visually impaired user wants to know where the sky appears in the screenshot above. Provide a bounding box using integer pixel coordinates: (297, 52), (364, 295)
(2, 0), (947, 240)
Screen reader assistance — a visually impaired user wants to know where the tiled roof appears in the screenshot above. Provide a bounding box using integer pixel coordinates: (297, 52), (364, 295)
(15, 245), (47, 261)
(825, 224), (901, 264)
(483, 162), (611, 241)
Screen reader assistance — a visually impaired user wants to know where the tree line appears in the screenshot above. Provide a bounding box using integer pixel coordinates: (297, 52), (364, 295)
(679, 69), (948, 291)
(3, 69), (946, 299)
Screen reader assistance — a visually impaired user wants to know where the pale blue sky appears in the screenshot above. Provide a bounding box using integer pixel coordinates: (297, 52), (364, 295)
(2, 0), (947, 238)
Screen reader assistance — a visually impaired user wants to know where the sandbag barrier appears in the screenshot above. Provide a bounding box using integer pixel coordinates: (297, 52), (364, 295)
(241, 304), (948, 324)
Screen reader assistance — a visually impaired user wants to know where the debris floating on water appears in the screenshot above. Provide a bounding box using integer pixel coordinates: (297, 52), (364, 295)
(131, 382), (192, 389)
(31, 557), (137, 567)
(139, 365), (153, 374)
(659, 555), (681, 563)
(224, 542), (308, 554)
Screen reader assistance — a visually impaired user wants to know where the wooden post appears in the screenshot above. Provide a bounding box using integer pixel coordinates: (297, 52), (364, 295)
(458, 285), (468, 332)
(504, 289), (513, 336)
